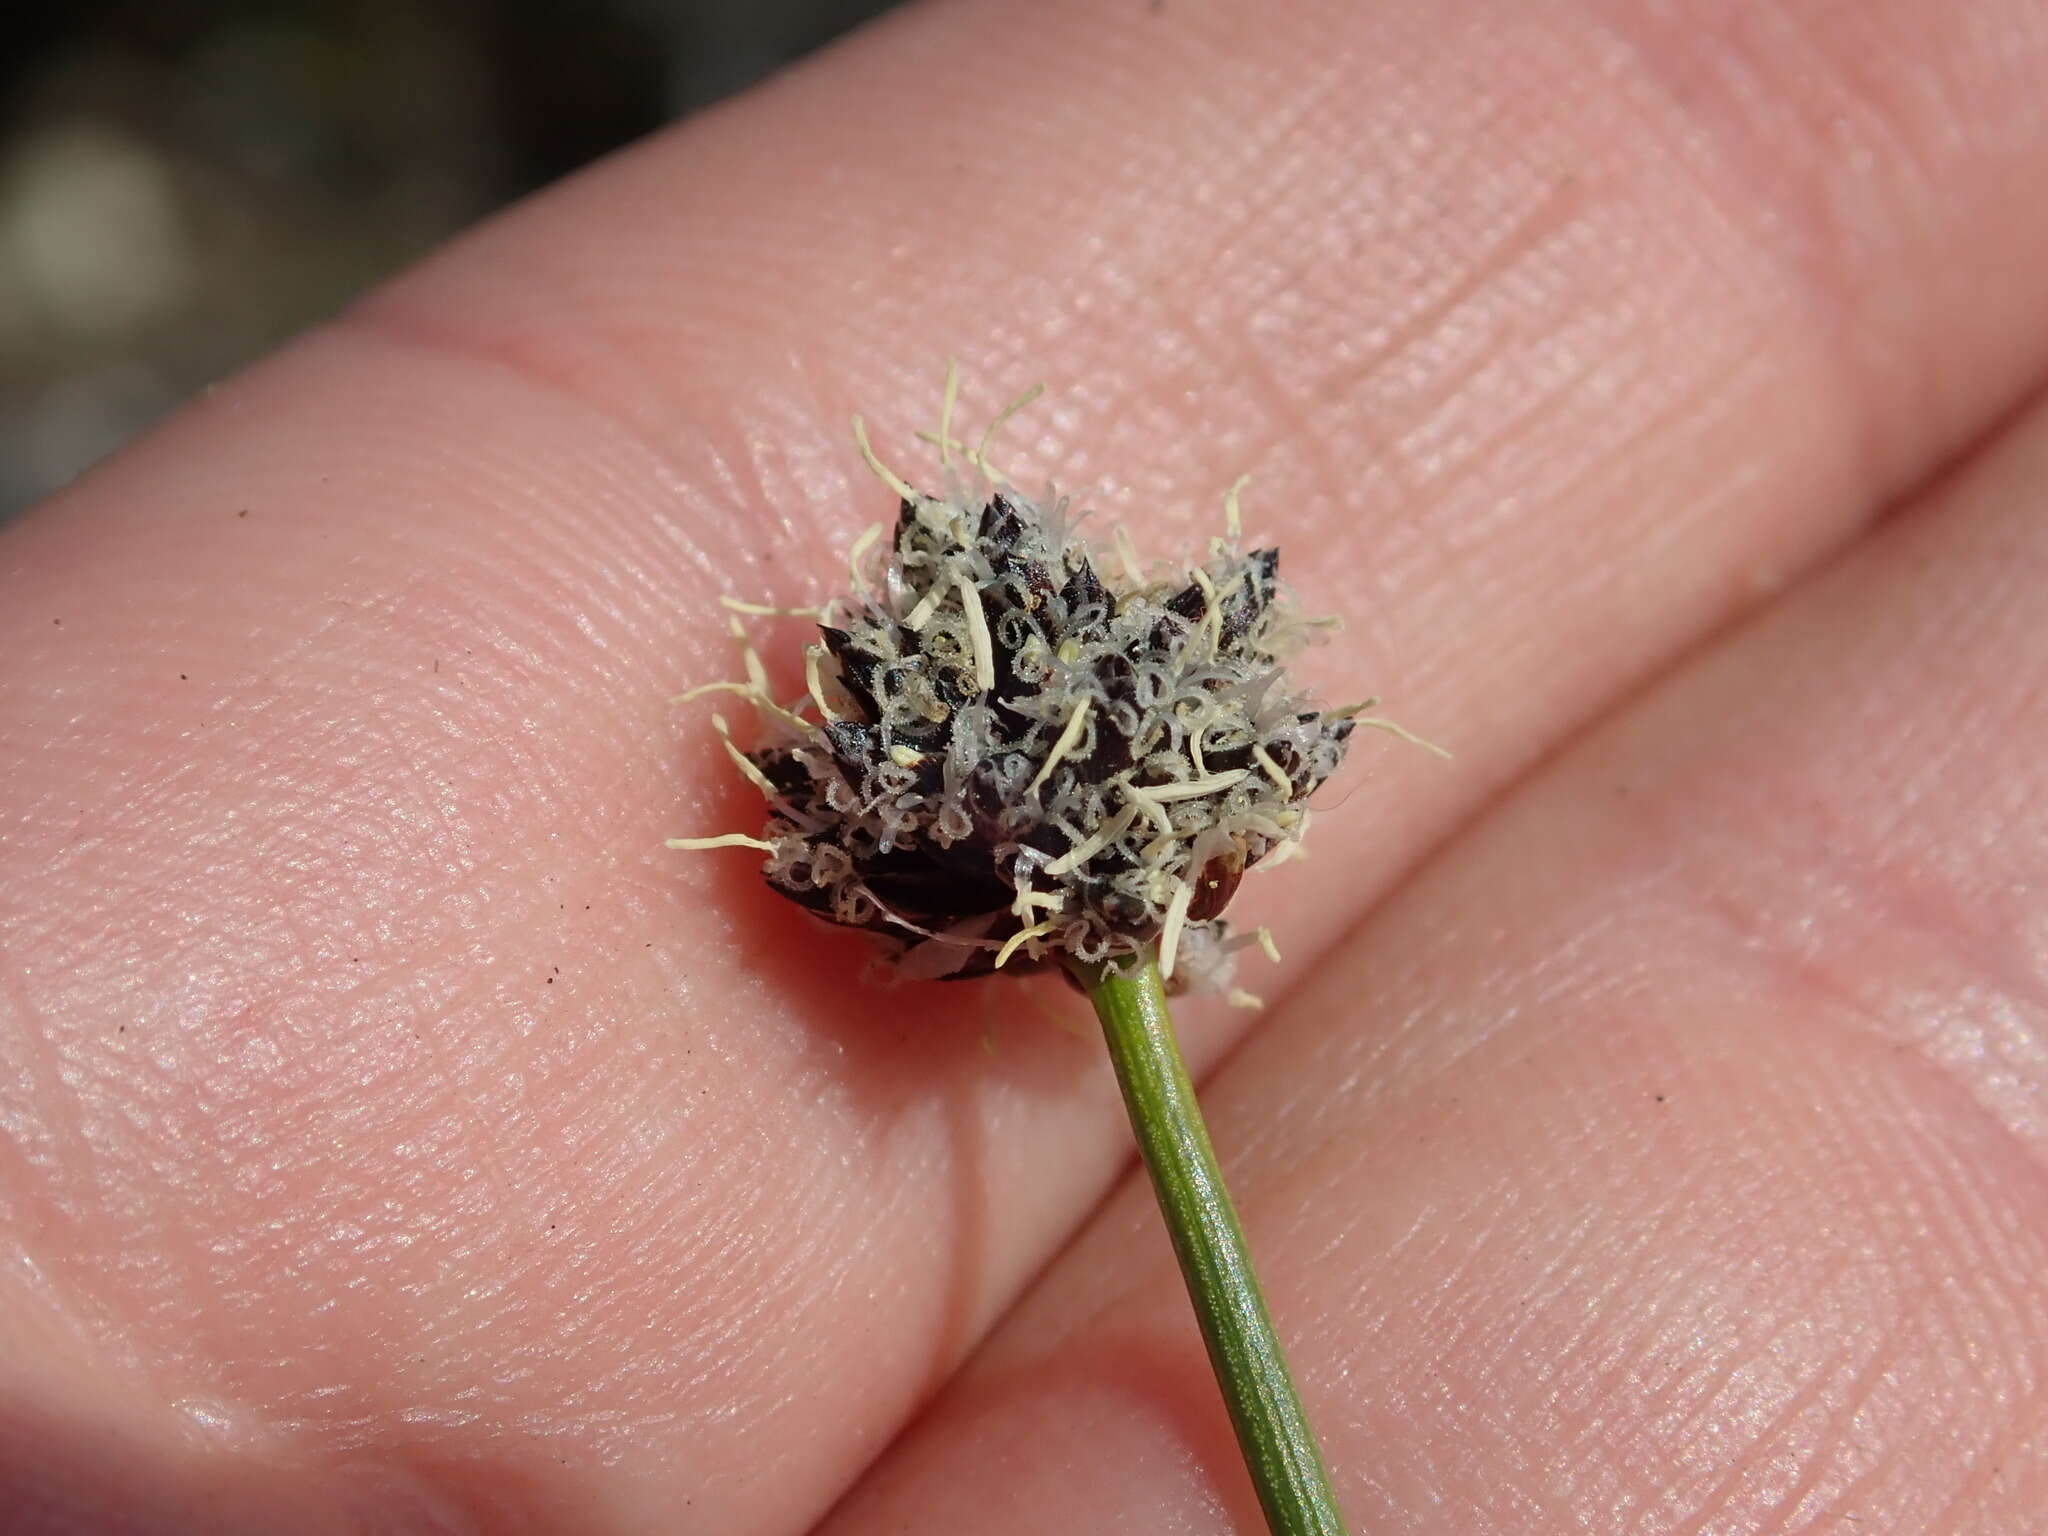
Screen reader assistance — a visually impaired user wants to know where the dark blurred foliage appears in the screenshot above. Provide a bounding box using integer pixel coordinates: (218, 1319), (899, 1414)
(0, 0), (899, 517)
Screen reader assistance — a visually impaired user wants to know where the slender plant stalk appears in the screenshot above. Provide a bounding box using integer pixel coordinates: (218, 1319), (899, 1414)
(1069, 949), (1350, 1536)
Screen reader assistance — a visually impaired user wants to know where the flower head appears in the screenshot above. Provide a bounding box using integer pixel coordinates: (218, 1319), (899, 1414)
(672, 384), (1407, 991)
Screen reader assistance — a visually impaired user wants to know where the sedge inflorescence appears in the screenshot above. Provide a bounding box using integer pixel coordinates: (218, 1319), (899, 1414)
(672, 380), (1414, 994)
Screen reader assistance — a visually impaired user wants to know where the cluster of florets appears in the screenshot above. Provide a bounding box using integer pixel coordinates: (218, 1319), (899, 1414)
(754, 484), (1351, 985)
(672, 405), (1372, 993)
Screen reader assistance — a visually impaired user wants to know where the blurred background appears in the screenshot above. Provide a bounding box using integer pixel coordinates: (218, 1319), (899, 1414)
(0, 0), (902, 520)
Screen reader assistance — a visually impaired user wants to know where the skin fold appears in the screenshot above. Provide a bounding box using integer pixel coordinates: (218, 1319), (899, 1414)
(1, 0), (2044, 1530)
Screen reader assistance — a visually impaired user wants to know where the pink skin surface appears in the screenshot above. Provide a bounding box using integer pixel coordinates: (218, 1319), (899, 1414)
(2, 0), (2046, 1530)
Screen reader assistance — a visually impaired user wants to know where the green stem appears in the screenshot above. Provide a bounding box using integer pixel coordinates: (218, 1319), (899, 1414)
(1069, 950), (1350, 1536)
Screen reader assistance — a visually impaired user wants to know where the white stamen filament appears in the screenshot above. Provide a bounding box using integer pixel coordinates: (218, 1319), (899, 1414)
(957, 574), (995, 693)
(1122, 781), (1177, 837)
(1223, 473), (1249, 542)
(712, 714), (779, 798)
(673, 679), (811, 735)
(1046, 801), (1141, 875)
(994, 920), (1057, 969)
(902, 585), (943, 632)
(1252, 743), (1293, 794)
(671, 680), (754, 705)
(974, 381), (1043, 483)
(805, 645), (841, 723)
(1135, 769), (1250, 803)
(1346, 712), (1453, 759)
(727, 615), (771, 697)
(1113, 526), (1144, 588)
(1026, 695), (1092, 796)
(938, 360), (960, 470)
(846, 523), (883, 598)
(852, 416), (918, 503)
(1261, 837), (1305, 869)
(720, 595), (825, 618)
(1157, 872), (1197, 980)
(666, 833), (777, 853)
